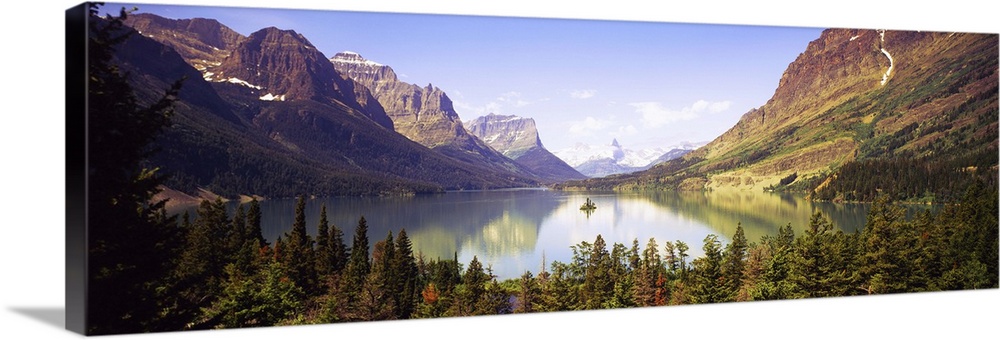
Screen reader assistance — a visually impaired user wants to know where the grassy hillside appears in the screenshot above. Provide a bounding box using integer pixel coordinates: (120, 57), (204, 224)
(557, 29), (998, 203)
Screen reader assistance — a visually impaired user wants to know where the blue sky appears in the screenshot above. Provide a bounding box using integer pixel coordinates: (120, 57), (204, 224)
(109, 2), (823, 151)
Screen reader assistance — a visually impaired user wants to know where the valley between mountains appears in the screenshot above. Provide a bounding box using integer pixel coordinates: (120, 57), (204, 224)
(118, 13), (996, 204)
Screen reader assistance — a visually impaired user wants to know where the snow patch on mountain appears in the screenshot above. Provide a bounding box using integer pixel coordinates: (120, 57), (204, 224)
(222, 77), (262, 90)
(259, 93), (286, 101)
(878, 29), (894, 86)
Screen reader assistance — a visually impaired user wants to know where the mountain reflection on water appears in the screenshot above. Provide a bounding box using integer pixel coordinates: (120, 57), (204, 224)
(172, 188), (932, 279)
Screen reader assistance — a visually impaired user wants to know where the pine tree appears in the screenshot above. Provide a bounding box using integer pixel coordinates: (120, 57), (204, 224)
(328, 219), (349, 274)
(228, 205), (246, 249)
(344, 216), (372, 302)
(200, 260), (303, 328)
(357, 238), (396, 320)
(722, 223), (748, 299)
(663, 241), (678, 275)
(675, 240), (690, 280)
(606, 241), (636, 308)
(746, 230), (802, 301)
(690, 234), (726, 304)
(456, 256), (489, 315)
(174, 198), (231, 328)
(282, 196), (316, 294)
(229, 204), (256, 275)
(514, 271), (541, 313)
(479, 273), (512, 315)
(582, 235), (612, 309)
(859, 195), (913, 294)
(393, 229), (419, 319)
(85, 4), (185, 334)
(315, 205), (332, 278)
(634, 238), (663, 306)
(542, 261), (580, 311)
(246, 198), (267, 246)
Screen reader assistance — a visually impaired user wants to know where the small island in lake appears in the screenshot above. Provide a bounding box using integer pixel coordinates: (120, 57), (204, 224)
(580, 197), (597, 211)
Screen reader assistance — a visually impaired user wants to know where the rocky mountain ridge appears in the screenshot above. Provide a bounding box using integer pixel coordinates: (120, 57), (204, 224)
(118, 13), (542, 197)
(465, 113), (586, 181)
(330, 51), (539, 178)
(124, 13), (244, 75)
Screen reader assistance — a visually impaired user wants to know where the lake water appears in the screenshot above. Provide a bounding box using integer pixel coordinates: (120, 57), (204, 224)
(175, 189), (929, 280)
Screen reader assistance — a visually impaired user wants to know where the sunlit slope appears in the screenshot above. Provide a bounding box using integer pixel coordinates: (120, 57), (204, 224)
(560, 29), (998, 194)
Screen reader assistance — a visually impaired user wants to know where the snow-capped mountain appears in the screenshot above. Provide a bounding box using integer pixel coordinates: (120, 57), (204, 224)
(553, 139), (705, 177)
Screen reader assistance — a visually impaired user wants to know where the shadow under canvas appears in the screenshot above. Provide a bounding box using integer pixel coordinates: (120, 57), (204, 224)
(9, 307), (65, 330)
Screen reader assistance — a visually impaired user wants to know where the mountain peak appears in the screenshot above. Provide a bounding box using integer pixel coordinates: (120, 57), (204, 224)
(248, 27), (312, 47)
(465, 113), (539, 150)
(465, 113), (586, 181)
(611, 138), (621, 148)
(330, 51), (384, 67)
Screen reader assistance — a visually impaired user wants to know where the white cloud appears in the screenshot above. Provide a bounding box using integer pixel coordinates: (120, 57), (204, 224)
(568, 116), (612, 136)
(453, 90), (539, 118)
(497, 91), (522, 102)
(570, 89), (597, 99)
(631, 100), (732, 128)
(617, 124), (639, 136)
(484, 101), (503, 114)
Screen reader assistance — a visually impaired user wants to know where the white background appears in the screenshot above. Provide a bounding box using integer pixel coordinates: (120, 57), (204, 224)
(1, 0), (997, 339)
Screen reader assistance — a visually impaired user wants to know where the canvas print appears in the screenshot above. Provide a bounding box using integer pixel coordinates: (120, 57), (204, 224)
(66, 1), (999, 335)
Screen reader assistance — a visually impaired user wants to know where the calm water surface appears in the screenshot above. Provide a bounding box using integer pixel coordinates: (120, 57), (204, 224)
(176, 189), (932, 279)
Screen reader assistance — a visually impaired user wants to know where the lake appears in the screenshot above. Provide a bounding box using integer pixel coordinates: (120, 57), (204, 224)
(175, 189), (928, 280)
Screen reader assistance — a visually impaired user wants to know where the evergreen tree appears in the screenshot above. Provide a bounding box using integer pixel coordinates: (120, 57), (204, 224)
(180, 211), (191, 230)
(514, 271), (541, 313)
(634, 238), (664, 306)
(746, 231), (802, 301)
(453, 256), (489, 316)
(690, 234), (726, 304)
(229, 204), (256, 275)
(722, 223), (748, 299)
(663, 241), (678, 275)
(328, 220), (349, 274)
(606, 241), (636, 308)
(357, 238), (396, 320)
(582, 235), (612, 309)
(315, 205), (332, 278)
(85, 4), (185, 334)
(675, 240), (690, 280)
(171, 199), (232, 329)
(229, 205), (247, 255)
(859, 195), (914, 294)
(344, 216), (372, 302)
(282, 196), (316, 294)
(393, 229), (419, 319)
(479, 274), (513, 315)
(948, 183), (998, 289)
(200, 260), (303, 328)
(246, 198), (267, 246)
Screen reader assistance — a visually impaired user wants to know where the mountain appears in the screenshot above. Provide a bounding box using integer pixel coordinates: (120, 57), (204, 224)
(465, 113), (586, 182)
(329, 52), (538, 178)
(558, 29), (998, 201)
(213, 28), (395, 129)
(553, 139), (700, 177)
(124, 13), (244, 74)
(118, 14), (541, 198)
